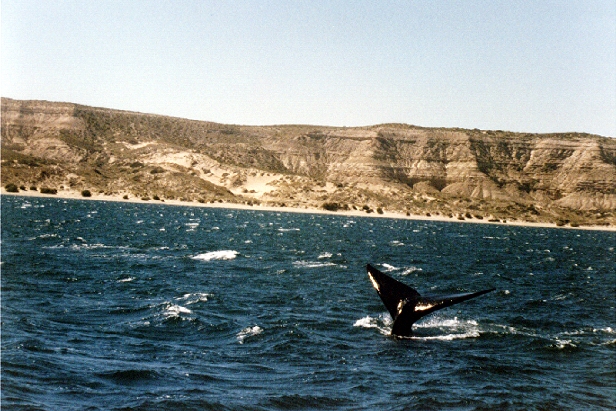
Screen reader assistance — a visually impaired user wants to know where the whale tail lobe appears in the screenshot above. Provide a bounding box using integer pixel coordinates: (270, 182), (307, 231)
(366, 264), (494, 337)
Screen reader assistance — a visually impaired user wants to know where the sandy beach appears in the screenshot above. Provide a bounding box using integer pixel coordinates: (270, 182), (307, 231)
(3, 188), (614, 232)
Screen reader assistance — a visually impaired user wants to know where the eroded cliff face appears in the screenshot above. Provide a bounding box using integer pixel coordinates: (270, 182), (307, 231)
(2, 98), (615, 226)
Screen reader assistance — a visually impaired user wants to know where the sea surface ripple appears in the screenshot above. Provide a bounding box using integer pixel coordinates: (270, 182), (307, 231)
(2, 196), (615, 410)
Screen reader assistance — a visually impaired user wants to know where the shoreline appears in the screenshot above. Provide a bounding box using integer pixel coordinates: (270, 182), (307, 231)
(2, 189), (615, 232)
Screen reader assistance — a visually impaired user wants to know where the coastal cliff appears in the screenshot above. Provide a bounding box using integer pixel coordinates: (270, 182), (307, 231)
(2, 98), (615, 226)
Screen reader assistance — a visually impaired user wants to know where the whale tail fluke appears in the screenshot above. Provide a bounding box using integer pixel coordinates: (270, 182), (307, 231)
(366, 264), (495, 337)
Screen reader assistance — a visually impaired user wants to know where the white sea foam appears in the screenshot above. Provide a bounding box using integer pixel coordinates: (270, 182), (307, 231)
(37, 233), (59, 239)
(317, 252), (333, 259)
(414, 317), (478, 329)
(237, 326), (263, 344)
(401, 266), (422, 275)
(407, 317), (481, 340)
(411, 331), (480, 341)
(293, 261), (338, 269)
(353, 315), (392, 335)
(163, 304), (192, 318)
(178, 293), (212, 304)
(118, 277), (135, 283)
(186, 221), (200, 231)
(192, 250), (238, 261)
(381, 263), (397, 272)
(342, 220), (356, 228)
(354, 316), (378, 328)
(355, 314), (481, 340)
(552, 339), (577, 349)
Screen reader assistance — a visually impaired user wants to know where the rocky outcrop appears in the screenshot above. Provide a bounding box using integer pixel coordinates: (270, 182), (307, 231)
(2, 98), (615, 226)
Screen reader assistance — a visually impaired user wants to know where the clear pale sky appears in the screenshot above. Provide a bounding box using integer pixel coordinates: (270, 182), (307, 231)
(2, 1), (615, 136)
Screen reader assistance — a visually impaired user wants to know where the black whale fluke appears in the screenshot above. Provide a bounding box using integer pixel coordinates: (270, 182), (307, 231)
(366, 264), (495, 337)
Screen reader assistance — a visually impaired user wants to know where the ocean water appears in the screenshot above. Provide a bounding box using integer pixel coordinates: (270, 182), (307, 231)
(1, 195), (614, 410)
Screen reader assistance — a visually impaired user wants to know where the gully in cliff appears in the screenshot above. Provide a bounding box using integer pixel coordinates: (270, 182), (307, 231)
(366, 264), (495, 337)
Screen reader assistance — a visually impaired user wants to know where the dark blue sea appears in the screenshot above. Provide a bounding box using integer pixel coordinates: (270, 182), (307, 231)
(2, 195), (615, 410)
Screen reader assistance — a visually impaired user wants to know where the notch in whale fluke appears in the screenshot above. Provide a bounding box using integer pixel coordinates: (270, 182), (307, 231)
(366, 264), (495, 337)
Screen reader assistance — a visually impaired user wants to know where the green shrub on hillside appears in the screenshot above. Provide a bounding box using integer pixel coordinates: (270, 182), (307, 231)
(5, 183), (19, 192)
(322, 202), (341, 211)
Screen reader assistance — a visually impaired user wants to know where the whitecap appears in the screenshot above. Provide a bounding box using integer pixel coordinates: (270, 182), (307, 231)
(353, 314), (392, 335)
(414, 317), (478, 329)
(164, 304), (192, 317)
(237, 325), (263, 344)
(411, 331), (480, 341)
(407, 317), (481, 340)
(178, 293), (212, 304)
(292, 261), (338, 269)
(192, 250), (238, 261)
(38, 233), (59, 239)
(318, 252), (333, 259)
(381, 263), (397, 272)
(552, 339), (576, 349)
(118, 277), (135, 283)
(401, 266), (422, 275)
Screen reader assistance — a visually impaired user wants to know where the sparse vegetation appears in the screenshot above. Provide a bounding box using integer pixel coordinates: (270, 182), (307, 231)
(40, 187), (58, 194)
(2, 97), (614, 228)
(5, 183), (19, 192)
(322, 202), (342, 211)
(81, 189), (92, 197)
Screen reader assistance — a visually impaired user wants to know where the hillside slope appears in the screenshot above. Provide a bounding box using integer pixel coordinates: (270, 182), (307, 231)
(2, 98), (615, 226)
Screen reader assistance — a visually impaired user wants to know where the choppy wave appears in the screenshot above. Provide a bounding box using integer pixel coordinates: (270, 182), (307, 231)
(237, 325), (263, 344)
(354, 314), (481, 340)
(177, 292), (211, 305)
(381, 263), (398, 272)
(118, 277), (135, 283)
(3, 195), (615, 411)
(401, 266), (423, 275)
(163, 304), (193, 319)
(192, 250), (238, 261)
(353, 314), (392, 336)
(293, 260), (339, 269)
